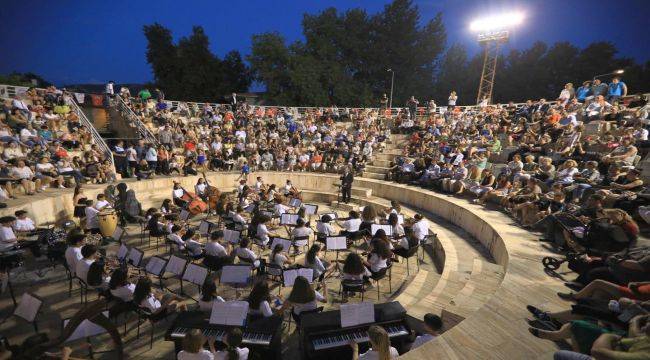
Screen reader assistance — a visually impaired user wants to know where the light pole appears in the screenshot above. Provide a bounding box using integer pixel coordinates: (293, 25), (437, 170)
(593, 69), (624, 81)
(387, 69), (395, 109)
(470, 12), (524, 105)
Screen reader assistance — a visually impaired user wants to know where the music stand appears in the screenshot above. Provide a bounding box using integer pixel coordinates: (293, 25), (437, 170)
(144, 256), (168, 289)
(198, 220), (214, 239)
(112, 226), (126, 243)
(13, 292), (43, 332)
(62, 311), (112, 358)
(326, 236), (348, 274)
(163, 255), (188, 294)
(220, 265), (252, 299)
(181, 263), (208, 301)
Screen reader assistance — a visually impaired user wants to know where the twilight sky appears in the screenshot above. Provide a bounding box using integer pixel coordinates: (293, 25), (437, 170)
(1, 0), (648, 86)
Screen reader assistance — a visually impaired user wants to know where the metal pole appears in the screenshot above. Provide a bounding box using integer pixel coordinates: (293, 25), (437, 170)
(389, 71), (395, 109)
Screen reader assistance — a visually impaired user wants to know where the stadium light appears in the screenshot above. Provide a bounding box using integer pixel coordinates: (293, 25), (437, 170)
(593, 69), (625, 80)
(470, 12), (525, 32)
(470, 11), (524, 105)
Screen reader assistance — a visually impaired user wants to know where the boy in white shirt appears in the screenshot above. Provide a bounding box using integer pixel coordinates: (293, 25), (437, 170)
(84, 200), (101, 234)
(410, 313), (442, 350)
(64, 233), (85, 276)
(75, 244), (99, 284)
(13, 210), (36, 233)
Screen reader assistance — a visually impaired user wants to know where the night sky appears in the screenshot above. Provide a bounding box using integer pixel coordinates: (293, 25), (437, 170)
(1, 0), (648, 87)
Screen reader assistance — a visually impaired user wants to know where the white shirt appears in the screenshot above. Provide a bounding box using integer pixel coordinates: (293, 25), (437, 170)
(65, 246), (83, 275)
(0, 226), (17, 250)
(249, 300), (274, 317)
(411, 333), (437, 349)
(412, 220), (429, 241)
(110, 283), (136, 302)
(343, 218), (361, 232)
(141, 293), (162, 312)
(292, 291), (325, 315)
(205, 241), (228, 257)
(85, 207), (100, 229)
(359, 346), (399, 360)
(214, 348), (249, 360)
(316, 222), (335, 236)
(173, 188), (184, 199)
(256, 224), (270, 244)
(178, 350), (214, 360)
(368, 253), (388, 273)
(235, 247), (257, 261)
(75, 258), (94, 283)
(14, 218), (35, 232)
(95, 200), (110, 210)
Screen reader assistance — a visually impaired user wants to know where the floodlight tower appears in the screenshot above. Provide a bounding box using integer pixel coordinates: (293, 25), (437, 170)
(470, 12), (524, 105)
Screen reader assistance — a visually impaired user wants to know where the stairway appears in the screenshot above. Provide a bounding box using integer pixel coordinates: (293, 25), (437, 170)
(361, 134), (410, 180)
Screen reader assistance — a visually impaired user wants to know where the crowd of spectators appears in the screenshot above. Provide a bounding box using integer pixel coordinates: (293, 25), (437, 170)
(0, 86), (114, 206)
(384, 81), (650, 359)
(112, 94), (391, 180)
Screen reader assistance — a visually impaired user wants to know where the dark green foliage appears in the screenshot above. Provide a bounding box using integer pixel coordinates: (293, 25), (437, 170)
(143, 23), (251, 102)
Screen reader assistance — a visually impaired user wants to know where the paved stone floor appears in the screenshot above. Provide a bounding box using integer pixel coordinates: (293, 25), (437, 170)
(0, 201), (442, 359)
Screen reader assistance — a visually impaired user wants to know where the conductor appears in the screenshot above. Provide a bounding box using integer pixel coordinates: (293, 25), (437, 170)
(340, 166), (354, 204)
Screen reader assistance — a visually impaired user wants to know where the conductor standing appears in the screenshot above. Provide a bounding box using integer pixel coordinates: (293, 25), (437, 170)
(340, 166), (354, 204)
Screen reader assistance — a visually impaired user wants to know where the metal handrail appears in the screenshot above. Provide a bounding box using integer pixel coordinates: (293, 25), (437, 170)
(0, 83), (115, 169)
(69, 99), (115, 169)
(116, 95), (159, 145)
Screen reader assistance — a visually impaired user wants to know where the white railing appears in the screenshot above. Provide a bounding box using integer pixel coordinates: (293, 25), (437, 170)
(69, 99), (115, 168)
(116, 95), (159, 145)
(0, 83), (115, 169)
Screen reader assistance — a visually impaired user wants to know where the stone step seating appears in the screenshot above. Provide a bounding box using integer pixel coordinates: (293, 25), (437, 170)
(314, 190), (503, 326)
(364, 165), (390, 175)
(361, 171), (385, 180)
(370, 159), (392, 168)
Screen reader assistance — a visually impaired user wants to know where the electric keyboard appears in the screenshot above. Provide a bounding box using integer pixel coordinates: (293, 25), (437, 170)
(300, 301), (410, 359)
(165, 311), (282, 359)
(312, 322), (409, 351)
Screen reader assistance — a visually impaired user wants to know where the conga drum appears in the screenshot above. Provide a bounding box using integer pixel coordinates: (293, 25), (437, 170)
(98, 209), (118, 237)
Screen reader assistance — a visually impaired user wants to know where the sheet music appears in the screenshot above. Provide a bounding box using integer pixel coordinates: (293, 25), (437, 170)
(64, 311), (109, 342)
(220, 265), (251, 284)
(303, 204), (319, 215)
(13, 293), (42, 322)
(112, 226), (124, 240)
(322, 212), (337, 220)
(224, 229), (240, 244)
(127, 248), (143, 266)
(289, 198), (302, 208)
(199, 220), (212, 235)
(180, 209), (190, 221)
(340, 302), (375, 328)
(261, 210), (274, 218)
(209, 301), (249, 326)
(165, 255), (187, 276)
(145, 256), (167, 276)
(371, 224), (393, 236)
(283, 268), (314, 287)
(182, 263), (208, 285)
(280, 213), (300, 225)
(244, 204), (256, 213)
(271, 237), (292, 252)
(117, 244), (128, 260)
(326, 236), (347, 250)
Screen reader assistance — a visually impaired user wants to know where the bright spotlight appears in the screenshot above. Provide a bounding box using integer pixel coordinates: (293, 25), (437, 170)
(470, 12), (525, 32)
(614, 69), (625, 74)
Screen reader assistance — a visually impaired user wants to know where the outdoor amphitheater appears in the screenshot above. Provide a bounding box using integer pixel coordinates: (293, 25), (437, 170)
(0, 2), (649, 360)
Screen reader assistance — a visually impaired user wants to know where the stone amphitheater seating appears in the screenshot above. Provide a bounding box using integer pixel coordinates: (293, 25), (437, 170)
(0, 170), (569, 359)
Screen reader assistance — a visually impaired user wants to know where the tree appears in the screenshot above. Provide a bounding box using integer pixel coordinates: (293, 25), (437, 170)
(143, 24), (251, 102)
(249, 0), (446, 106)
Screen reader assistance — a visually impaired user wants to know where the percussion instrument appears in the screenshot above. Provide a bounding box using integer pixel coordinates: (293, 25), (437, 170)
(98, 209), (118, 237)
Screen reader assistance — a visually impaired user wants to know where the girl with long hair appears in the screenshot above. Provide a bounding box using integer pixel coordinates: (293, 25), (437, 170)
(279, 276), (328, 323)
(247, 281), (281, 318)
(350, 325), (399, 359)
(198, 276), (225, 312)
(177, 328), (215, 360)
(305, 244), (334, 282)
(214, 328), (249, 360)
(133, 277), (186, 319)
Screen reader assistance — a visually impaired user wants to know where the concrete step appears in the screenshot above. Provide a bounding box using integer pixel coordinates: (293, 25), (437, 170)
(371, 159), (392, 168)
(362, 172), (386, 180)
(375, 153), (399, 161)
(332, 184), (373, 198)
(365, 165), (389, 174)
(329, 201), (357, 212)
